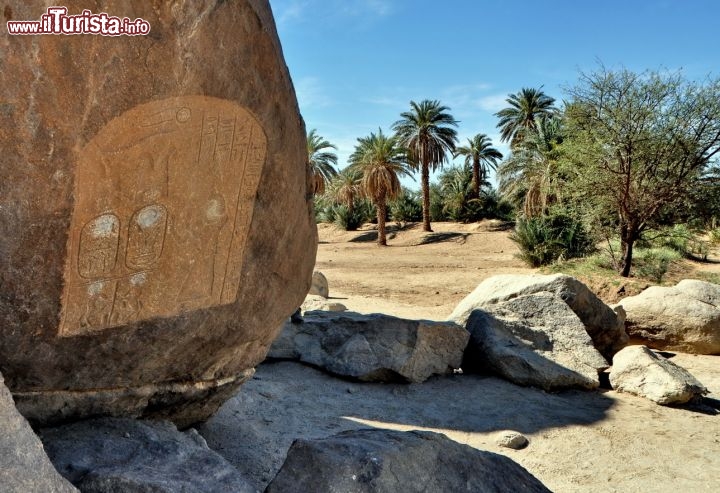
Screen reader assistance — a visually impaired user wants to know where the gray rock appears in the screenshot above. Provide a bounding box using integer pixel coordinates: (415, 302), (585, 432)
(302, 294), (347, 313)
(618, 279), (720, 354)
(268, 311), (469, 383)
(462, 292), (608, 390)
(497, 431), (530, 450)
(309, 271), (330, 298)
(450, 274), (628, 358)
(0, 372), (78, 493)
(39, 418), (254, 493)
(265, 428), (551, 493)
(609, 345), (708, 405)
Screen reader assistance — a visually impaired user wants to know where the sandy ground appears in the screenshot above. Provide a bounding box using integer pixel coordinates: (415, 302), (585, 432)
(200, 222), (720, 493)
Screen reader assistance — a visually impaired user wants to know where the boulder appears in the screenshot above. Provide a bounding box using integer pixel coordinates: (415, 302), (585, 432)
(618, 280), (720, 354)
(609, 345), (708, 405)
(0, 372), (78, 493)
(265, 429), (551, 493)
(496, 431), (530, 450)
(450, 274), (628, 359)
(462, 292), (608, 390)
(39, 418), (254, 493)
(302, 294), (347, 313)
(309, 271), (330, 298)
(0, 1), (316, 426)
(268, 311), (469, 383)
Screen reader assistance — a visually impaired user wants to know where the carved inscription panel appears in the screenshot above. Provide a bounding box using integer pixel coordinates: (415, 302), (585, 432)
(60, 96), (267, 336)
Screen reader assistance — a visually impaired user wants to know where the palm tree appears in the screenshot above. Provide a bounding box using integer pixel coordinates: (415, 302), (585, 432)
(326, 167), (363, 217)
(307, 129), (338, 195)
(454, 133), (503, 198)
(497, 115), (565, 217)
(495, 88), (557, 148)
(348, 129), (412, 246)
(393, 100), (458, 232)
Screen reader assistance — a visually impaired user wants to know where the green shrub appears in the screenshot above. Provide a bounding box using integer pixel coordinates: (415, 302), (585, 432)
(389, 191), (422, 222)
(710, 227), (720, 245)
(632, 247), (682, 283)
(510, 213), (596, 267)
(639, 224), (708, 261)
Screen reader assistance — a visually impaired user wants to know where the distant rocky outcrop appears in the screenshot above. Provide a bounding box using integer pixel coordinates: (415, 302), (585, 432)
(266, 428), (552, 492)
(450, 274), (628, 359)
(268, 311), (469, 383)
(618, 280), (720, 354)
(0, 0), (315, 427)
(460, 292), (609, 390)
(609, 345), (707, 405)
(309, 271), (330, 298)
(39, 418), (254, 493)
(0, 373), (77, 493)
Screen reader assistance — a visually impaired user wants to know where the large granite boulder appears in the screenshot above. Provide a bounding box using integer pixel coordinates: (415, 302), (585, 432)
(462, 292), (608, 390)
(450, 274), (628, 359)
(39, 418), (254, 493)
(609, 345), (708, 405)
(0, 372), (78, 493)
(0, 1), (316, 427)
(268, 311), (469, 383)
(266, 429), (552, 493)
(618, 280), (720, 354)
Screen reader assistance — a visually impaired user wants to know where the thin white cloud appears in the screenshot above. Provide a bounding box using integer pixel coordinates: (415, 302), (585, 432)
(272, 0), (392, 27)
(294, 76), (333, 110)
(476, 93), (509, 112)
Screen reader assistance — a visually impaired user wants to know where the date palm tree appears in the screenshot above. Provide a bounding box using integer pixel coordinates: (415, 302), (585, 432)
(307, 129), (338, 195)
(495, 88), (557, 148)
(393, 100), (458, 232)
(348, 129), (412, 246)
(326, 167), (363, 217)
(454, 133), (503, 198)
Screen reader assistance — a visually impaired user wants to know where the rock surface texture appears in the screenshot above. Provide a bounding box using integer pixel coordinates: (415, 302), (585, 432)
(265, 429), (552, 493)
(302, 294), (347, 313)
(461, 292), (608, 389)
(39, 418), (254, 493)
(0, 1), (315, 426)
(609, 345), (708, 405)
(618, 280), (720, 354)
(0, 373), (78, 493)
(309, 271), (330, 298)
(451, 274), (628, 358)
(268, 311), (469, 383)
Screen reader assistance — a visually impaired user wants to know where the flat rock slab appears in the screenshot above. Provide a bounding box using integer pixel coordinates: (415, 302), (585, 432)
(618, 279), (720, 354)
(268, 311), (469, 383)
(0, 372), (78, 493)
(309, 271), (330, 298)
(451, 274), (628, 359)
(0, 0), (315, 426)
(39, 418), (254, 493)
(266, 428), (551, 493)
(462, 292), (608, 390)
(609, 345), (708, 405)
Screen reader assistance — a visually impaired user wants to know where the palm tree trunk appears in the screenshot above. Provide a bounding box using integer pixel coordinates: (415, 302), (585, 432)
(472, 156), (480, 198)
(377, 199), (387, 246)
(421, 162), (432, 232)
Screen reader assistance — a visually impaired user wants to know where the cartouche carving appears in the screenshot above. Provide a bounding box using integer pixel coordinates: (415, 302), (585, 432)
(60, 96), (267, 336)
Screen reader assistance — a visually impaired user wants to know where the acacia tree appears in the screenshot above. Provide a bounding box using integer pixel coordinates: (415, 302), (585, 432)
(393, 100), (458, 232)
(563, 67), (720, 277)
(454, 133), (503, 198)
(349, 129), (412, 246)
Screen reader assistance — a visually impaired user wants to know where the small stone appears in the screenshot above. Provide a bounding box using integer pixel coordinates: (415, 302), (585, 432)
(497, 431), (529, 450)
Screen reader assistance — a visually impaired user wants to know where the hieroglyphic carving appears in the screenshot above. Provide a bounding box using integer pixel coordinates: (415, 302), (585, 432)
(59, 96), (267, 336)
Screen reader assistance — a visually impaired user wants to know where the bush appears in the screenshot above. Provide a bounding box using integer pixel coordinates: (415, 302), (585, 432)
(510, 212), (596, 267)
(632, 247), (682, 283)
(389, 191), (422, 222)
(639, 224), (709, 261)
(331, 201), (375, 231)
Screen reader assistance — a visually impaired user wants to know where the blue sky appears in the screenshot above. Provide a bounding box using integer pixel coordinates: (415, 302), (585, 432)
(269, 0), (720, 188)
